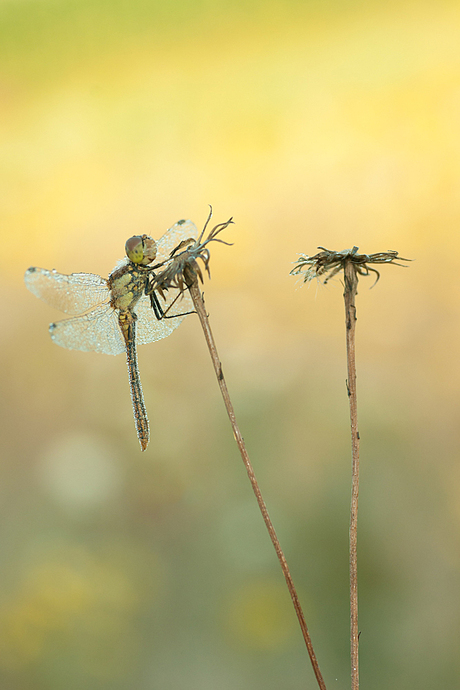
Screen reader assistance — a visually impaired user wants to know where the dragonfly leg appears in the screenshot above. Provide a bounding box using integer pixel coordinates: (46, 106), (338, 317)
(148, 287), (165, 320)
(146, 283), (196, 321)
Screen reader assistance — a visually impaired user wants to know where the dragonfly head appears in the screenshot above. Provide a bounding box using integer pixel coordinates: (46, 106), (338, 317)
(125, 235), (157, 266)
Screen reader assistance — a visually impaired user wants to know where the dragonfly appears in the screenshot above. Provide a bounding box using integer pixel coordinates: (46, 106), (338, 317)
(24, 219), (198, 451)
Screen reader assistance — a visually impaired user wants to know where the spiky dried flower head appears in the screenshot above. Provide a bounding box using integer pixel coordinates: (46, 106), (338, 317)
(151, 207), (233, 298)
(290, 246), (411, 286)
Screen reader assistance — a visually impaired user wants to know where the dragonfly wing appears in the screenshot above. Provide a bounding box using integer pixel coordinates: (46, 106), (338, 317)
(50, 304), (125, 355)
(155, 219), (199, 263)
(135, 292), (192, 346)
(25, 268), (110, 315)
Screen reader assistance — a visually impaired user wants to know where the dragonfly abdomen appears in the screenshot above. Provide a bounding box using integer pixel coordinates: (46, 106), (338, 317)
(119, 311), (150, 451)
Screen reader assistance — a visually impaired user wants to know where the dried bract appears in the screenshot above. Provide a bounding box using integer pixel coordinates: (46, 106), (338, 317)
(152, 208), (233, 298)
(290, 246), (411, 286)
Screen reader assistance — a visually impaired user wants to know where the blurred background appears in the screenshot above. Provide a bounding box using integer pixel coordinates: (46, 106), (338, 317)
(2, 0), (460, 687)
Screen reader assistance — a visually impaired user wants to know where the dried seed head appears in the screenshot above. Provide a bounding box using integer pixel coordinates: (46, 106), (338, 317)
(151, 207), (233, 297)
(290, 246), (411, 286)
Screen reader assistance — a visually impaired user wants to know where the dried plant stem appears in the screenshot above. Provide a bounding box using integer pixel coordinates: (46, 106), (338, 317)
(344, 261), (360, 690)
(187, 279), (327, 690)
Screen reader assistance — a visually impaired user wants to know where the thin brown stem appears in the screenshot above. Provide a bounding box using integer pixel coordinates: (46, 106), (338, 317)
(343, 261), (360, 690)
(187, 278), (327, 690)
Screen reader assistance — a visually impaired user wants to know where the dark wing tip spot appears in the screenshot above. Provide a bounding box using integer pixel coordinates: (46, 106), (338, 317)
(177, 219), (186, 225)
(26, 267), (36, 274)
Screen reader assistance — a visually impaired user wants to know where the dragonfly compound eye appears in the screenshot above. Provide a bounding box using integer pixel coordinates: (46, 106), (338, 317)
(125, 236), (145, 264)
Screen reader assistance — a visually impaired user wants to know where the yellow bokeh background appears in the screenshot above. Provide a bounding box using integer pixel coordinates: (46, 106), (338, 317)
(2, 0), (460, 687)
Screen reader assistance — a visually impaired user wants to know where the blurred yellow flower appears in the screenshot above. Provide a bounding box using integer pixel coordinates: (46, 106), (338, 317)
(224, 579), (297, 651)
(0, 553), (138, 673)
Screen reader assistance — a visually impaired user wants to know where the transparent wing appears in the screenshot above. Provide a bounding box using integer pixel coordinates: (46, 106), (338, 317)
(49, 304), (125, 355)
(25, 267), (110, 315)
(156, 219), (199, 263)
(135, 288), (194, 346)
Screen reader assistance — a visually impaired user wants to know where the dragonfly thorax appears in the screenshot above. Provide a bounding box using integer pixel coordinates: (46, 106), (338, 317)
(109, 262), (149, 313)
